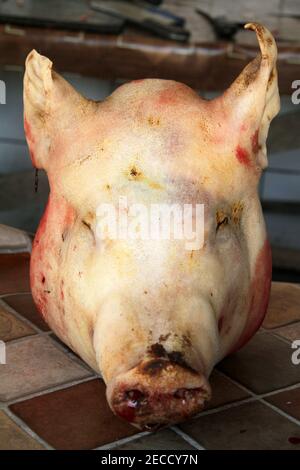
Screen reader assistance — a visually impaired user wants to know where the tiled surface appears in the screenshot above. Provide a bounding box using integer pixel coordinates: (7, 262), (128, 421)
(205, 370), (250, 410)
(263, 282), (300, 328)
(274, 322), (300, 342)
(218, 333), (300, 394)
(0, 303), (35, 342)
(266, 387), (300, 421)
(0, 252), (300, 450)
(10, 379), (137, 450)
(180, 401), (300, 450)
(0, 253), (30, 294)
(0, 410), (45, 450)
(115, 429), (195, 450)
(3, 293), (49, 331)
(0, 335), (92, 401)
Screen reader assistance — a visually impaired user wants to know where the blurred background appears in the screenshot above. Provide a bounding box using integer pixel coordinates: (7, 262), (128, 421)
(0, 0), (299, 281)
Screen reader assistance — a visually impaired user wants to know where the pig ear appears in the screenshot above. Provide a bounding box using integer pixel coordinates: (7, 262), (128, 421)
(24, 50), (88, 169)
(221, 23), (280, 169)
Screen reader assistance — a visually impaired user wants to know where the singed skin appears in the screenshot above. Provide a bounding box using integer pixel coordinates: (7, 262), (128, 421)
(24, 23), (279, 428)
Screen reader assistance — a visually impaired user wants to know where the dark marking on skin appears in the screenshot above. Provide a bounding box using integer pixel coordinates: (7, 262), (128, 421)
(62, 229), (68, 242)
(159, 333), (170, 343)
(182, 334), (192, 348)
(251, 130), (260, 154)
(82, 220), (91, 230)
(41, 276), (45, 284)
(105, 184), (111, 190)
(232, 202), (244, 224)
(267, 68), (275, 91)
(149, 343), (168, 358)
(129, 166), (142, 178)
(78, 155), (92, 165)
(216, 210), (229, 231)
(144, 290), (148, 295)
(44, 289), (51, 294)
(148, 116), (160, 126)
(168, 351), (189, 368)
(78, 271), (83, 277)
(218, 316), (224, 332)
(141, 359), (167, 376)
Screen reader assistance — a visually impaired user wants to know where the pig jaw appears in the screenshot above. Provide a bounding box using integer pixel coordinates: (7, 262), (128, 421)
(107, 356), (211, 430)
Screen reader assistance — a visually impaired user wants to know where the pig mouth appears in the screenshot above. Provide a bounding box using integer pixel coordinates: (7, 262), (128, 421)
(107, 357), (211, 430)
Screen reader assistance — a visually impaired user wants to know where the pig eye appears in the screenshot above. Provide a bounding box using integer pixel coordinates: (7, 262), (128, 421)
(216, 211), (229, 231)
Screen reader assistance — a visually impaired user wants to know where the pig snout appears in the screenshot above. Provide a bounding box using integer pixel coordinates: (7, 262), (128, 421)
(106, 356), (211, 430)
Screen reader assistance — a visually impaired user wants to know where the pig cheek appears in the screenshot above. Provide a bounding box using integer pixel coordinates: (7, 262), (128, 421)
(30, 196), (76, 336)
(230, 239), (272, 353)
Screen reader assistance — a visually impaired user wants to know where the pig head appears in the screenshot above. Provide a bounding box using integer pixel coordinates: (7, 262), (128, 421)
(24, 23), (279, 429)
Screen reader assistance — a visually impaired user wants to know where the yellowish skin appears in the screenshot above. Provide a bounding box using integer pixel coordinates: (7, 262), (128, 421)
(24, 23), (279, 428)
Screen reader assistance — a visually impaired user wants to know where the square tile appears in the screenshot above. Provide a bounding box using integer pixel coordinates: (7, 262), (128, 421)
(265, 386), (300, 421)
(0, 253), (30, 295)
(263, 282), (300, 329)
(180, 401), (300, 450)
(0, 410), (45, 450)
(0, 335), (92, 401)
(206, 370), (249, 410)
(3, 293), (49, 331)
(218, 333), (300, 394)
(10, 379), (138, 450)
(0, 303), (35, 342)
(115, 429), (195, 450)
(273, 322), (300, 343)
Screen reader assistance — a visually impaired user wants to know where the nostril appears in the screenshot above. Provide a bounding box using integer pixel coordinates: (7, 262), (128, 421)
(125, 389), (147, 408)
(174, 387), (207, 401)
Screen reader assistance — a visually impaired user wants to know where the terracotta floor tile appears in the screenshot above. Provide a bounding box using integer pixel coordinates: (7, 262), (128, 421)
(265, 386), (300, 421)
(263, 282), (300, 329)
(218, 333), (300, 394)
(3, 293), (49, 331)
(0, 253), (30, 295)
(274, 322), (300, 343)
(0, 410), (45, 450)
(0, 335), (92, 401)
(180, 401), (300, 450)
(205, 370), (249, 410)
(115, 429), (195, 450)
(10, 379), (138, 450)
(0, 304), (35, 342)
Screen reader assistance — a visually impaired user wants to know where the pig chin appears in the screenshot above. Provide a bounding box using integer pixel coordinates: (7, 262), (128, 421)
(106, 357), (211, 430)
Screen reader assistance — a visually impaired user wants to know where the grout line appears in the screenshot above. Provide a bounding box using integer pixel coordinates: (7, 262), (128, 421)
(3, 375), (97, 407)
(94, 432), (150, 450)
(0, 291), (31, 299)
(171, 426), (205, 450)
(267, 330), (295, 345)
(0, 297), (43, 334)
(4, 407), (53, 450)
(193, 396), (257, 418)
(258, 398), (300, 426)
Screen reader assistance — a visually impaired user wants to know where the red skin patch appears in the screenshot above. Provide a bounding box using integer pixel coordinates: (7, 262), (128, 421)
(235, 145), (251, 167)
(24, 117), (37, 166)
(230, 239), (272, 354)
(30, 195), (76, 332)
